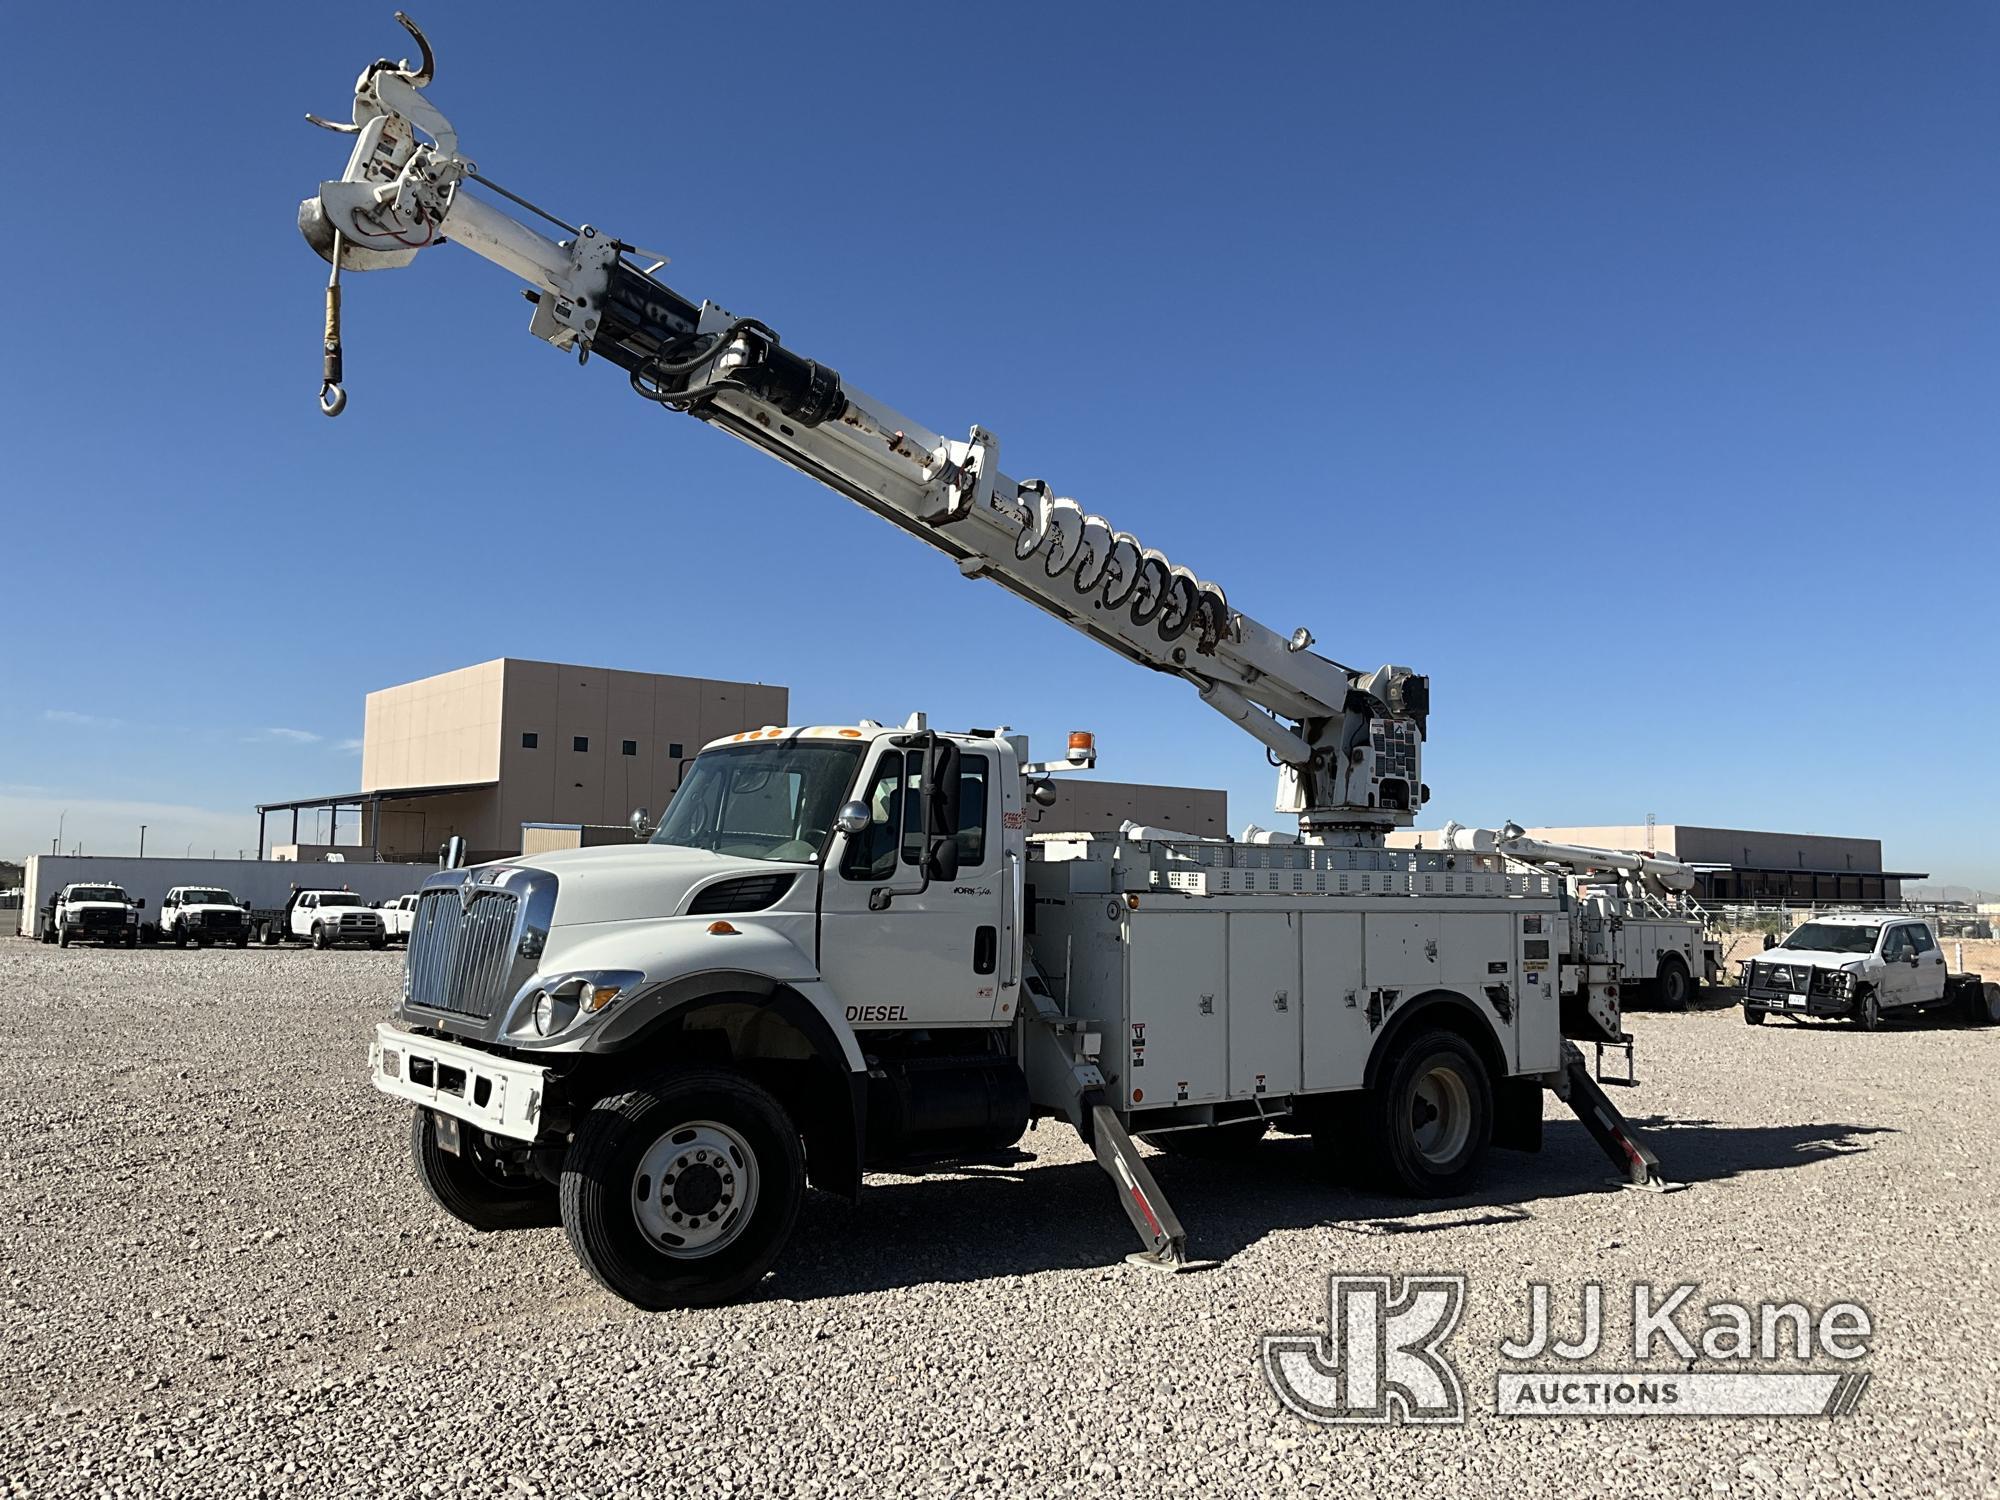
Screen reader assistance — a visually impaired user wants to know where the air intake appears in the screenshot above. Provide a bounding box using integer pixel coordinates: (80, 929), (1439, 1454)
(687, 873), (797, 916)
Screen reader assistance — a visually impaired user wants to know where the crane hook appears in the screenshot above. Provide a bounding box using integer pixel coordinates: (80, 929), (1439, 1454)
(394, 11), (435, 86)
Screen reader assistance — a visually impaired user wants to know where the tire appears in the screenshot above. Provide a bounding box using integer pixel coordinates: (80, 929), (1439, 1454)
(39, 922), (54, 945)
(560, 1067), (804, 1310)
(311, 924), (330, 950)
(262, 924), (281, 946)
(1655, 956), (1693, 1013)
(368, 935), (387, 951)
(57, 925), (70, 948)
(1854, 990), (1882, 1032)
(171, 923), (188, 949)
(234, 933), (249, 949)
(1743, 1005), (1766, 1025)
(409, 1110), (559, 1232)
(1146, 1121), (1269, 1159)
(1343, 1028), (1494, 1198)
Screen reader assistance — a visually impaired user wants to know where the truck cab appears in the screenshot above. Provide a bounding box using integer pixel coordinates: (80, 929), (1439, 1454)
(377, 893), (421, 943)
(160, 886), (253, 948)
(1740, 914), (1952, 1028)
(45, 884), (143, 947)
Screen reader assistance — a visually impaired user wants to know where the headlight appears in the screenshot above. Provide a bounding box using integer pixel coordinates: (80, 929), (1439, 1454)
(125, 911), (139, 923)
(515, 970), (643, 1039)
(532, 989), (558, 1035)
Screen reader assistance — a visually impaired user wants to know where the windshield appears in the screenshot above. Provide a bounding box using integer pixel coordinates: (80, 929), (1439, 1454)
(183, 889), (234, 905)
(315, 893), (364, 907)
(652, 740), (866, 862)
(69, 887), (126, 903)
(1780, 922), (1878, 955)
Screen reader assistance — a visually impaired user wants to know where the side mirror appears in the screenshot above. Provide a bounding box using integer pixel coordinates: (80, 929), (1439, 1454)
(928, 738), (962, 838)
(835, 801), (871, 836)
(628, 807), (655, 840)
(134, 898), (146, 910)
(1907, 952), (1920, 966)
(440, 835), (468, 870)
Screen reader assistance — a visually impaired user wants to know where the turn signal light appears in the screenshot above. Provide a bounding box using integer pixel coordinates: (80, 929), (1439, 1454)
(707, 921), (740, 936)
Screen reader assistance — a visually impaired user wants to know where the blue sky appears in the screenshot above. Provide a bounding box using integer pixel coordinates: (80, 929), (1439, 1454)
(1, 2), (1994, 886)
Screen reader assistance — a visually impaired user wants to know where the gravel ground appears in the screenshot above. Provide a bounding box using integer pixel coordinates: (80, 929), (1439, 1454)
(2, 942), (1995, 1499)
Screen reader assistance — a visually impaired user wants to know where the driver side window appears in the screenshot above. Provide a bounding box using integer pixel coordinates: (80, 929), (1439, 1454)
(1880, 926), (1908, 961)
(842, 752), (914, 882)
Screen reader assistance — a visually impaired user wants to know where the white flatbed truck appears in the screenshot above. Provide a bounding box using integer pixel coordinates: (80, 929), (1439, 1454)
(299, 16), (1674, 1309)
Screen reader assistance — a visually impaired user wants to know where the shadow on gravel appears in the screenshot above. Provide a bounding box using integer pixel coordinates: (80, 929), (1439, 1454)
(768, 1115), (1894, 1302)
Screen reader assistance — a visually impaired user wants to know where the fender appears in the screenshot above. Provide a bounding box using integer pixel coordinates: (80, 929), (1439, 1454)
(1361, 987), (1511, 1091)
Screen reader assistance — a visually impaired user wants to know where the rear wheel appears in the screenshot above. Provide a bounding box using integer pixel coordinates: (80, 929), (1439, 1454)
(1335, 1028), (1493, 1197)
(409, 1110), (558, 1231)
(1655, 956), (1693, 1012)
(1961, 981), (1999, 1027)
(560, 1068), (804, 1310)
(1145, 1121), (1269, 1158)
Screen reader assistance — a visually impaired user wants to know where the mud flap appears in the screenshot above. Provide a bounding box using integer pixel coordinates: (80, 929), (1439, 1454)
(1556, 1043), (1681, 1192)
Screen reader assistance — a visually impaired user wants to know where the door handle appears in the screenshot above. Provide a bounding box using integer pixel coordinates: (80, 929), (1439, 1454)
(973, 925), (997, 975)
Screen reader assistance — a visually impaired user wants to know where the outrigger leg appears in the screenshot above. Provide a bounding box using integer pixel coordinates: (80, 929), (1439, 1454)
(1554, 1041), (1682, 1192)
(1021, 986), (1203, 1270)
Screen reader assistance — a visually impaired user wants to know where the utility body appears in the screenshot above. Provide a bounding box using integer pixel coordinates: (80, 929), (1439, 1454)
(1433, 823), (1719, 1013)
(304, 16), (1673, 1309)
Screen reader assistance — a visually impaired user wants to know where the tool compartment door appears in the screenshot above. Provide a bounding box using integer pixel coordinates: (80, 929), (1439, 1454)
(1301, 912), (1368, 1092)
(1228, 912), (1301, 1099)
(1127, 911), (1226, 1105)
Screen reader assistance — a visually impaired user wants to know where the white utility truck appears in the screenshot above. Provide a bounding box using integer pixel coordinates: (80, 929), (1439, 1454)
(43, 884), (144, 948)
(1740, 914), (1995, 1029)
(1432, 824), (1719, 1011)
(158, 886), (254, 948)
(302, 17), (1672, 1309)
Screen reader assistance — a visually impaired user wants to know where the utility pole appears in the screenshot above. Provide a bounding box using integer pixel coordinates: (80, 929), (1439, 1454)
(139, 825), (147, 859)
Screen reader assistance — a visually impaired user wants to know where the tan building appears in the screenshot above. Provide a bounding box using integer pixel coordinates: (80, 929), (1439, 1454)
(259, 659), (786, 862)
(257, 660), (1228, 862)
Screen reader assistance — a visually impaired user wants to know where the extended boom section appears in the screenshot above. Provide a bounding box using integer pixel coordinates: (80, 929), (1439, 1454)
(298, 16), (1426, 842)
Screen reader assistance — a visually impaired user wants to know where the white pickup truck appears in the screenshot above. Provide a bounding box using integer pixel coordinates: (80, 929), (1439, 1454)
(283, 889), (387, 950)
(43, 883), (144, 947)
(158, 886), (253, 948)
(1739, 914), (1995, 1029)
(376, 893), (420, 944)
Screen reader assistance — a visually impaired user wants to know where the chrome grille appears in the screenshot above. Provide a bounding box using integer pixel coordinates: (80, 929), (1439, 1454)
(407, 887), (520, 1020)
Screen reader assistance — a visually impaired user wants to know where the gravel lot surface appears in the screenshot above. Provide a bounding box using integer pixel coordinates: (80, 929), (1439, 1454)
(2, 942), (1995, 1498)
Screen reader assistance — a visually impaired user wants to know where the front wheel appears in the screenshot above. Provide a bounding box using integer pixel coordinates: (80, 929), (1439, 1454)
(410, 1110), (559, 1231)
(368, 934), (387, 951)
(171, 923), (188, 949)
(1855, 990), (1882, 1032)
(233, 933), (250, 949)
(311, 924), (329, 950)
(1743, 1005), (1766, 1025)
(1346, 1028), (1494, 1197)
(57, 925), (70, 948)
(560, 1068), (804, 1310)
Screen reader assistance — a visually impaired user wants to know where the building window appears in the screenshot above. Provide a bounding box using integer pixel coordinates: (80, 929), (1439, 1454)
(521, 732), (539, 750)
(573, 736), (589, 753)
(622, 740), (638, 756)
(668, 742), (684, 759)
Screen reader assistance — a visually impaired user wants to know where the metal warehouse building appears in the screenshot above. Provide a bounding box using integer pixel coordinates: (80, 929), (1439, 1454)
(258, 658), (1225, 863)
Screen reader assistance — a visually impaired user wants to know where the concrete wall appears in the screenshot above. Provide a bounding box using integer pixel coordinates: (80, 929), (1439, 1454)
(271, 844), (380, 863)
(1034, 779), (1228, 838)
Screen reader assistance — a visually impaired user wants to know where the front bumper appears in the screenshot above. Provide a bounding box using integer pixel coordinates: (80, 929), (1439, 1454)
(368, 1022), (548, 1142)
(1742, 988), (1854, 1019)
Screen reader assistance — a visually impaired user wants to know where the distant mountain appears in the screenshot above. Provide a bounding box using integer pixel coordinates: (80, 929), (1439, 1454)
(1906, 884), (1993, 905)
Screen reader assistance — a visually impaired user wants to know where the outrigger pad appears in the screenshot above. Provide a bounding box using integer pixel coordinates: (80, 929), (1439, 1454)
(1559, 1048), (1684, 1194)
(1085, 1103), (1214, 1271)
